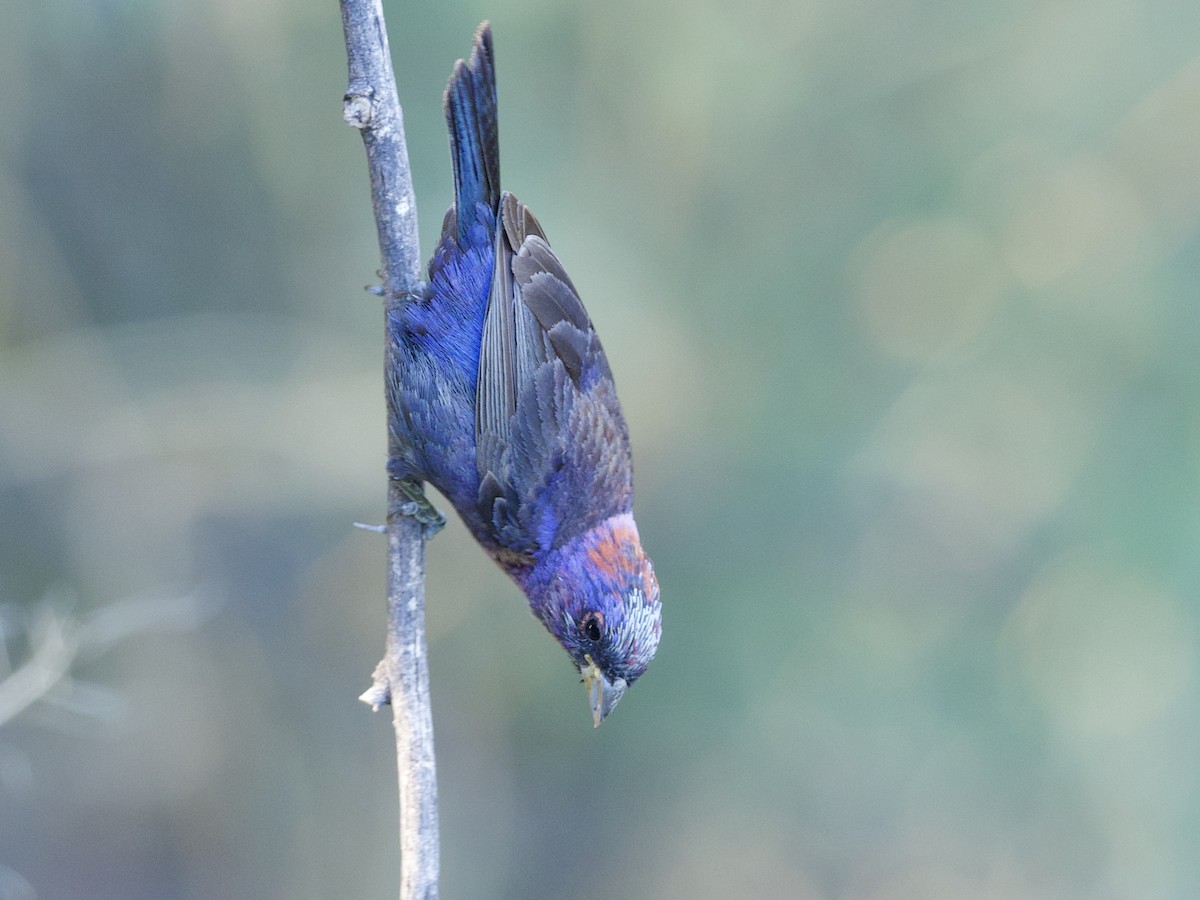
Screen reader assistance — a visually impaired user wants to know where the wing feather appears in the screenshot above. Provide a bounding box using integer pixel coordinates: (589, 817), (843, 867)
(474, 192), (633, 556)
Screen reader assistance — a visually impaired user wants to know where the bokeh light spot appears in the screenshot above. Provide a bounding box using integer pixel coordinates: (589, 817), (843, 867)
(1008, 550), (1196, 737)
(852, 217), (1002, 363)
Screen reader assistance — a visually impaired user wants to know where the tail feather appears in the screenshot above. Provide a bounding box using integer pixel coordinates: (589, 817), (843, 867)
(445, 22), (500, 245)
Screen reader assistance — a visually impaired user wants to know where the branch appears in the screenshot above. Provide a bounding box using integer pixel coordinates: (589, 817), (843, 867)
(339, 3), (439, 899)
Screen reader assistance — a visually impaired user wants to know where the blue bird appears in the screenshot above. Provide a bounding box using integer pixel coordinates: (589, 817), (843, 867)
(385, 23), (661, 725)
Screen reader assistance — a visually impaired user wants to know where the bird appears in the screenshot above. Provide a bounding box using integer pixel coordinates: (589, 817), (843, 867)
(384, 22), (661, 726)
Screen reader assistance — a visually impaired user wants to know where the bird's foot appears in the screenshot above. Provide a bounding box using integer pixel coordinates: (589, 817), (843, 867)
(391, 477), (446, 538)
(365, 273), (424, 304)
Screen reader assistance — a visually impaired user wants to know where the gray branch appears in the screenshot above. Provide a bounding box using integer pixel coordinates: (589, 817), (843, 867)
(339, 2), (439, 899)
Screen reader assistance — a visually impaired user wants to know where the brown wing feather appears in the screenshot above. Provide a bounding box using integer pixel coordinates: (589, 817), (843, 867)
(475, 191), (630, 551)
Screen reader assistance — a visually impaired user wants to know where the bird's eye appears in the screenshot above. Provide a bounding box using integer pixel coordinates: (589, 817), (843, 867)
(581, 611), (603, 643)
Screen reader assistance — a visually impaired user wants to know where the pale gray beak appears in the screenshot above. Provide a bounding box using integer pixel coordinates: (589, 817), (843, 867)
(581, 658), (627, 727)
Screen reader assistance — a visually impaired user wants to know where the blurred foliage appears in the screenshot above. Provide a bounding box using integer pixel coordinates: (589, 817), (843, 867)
(2, 0), (1200, 897)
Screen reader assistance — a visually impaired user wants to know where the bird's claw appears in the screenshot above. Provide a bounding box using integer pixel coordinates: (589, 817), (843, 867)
(392, 478), (446, 537)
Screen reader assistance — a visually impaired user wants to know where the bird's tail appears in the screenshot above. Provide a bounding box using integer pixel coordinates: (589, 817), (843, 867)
(445, 22), (500, 246)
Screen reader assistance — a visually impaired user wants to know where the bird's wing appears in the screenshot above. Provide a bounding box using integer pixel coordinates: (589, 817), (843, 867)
(476, 192), (633, 556)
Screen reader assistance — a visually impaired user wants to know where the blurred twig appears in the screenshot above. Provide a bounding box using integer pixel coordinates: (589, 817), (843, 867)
(0, 607), (78, 730)
(339, 3), (440, 899)
(0, 591), (209, 731)
(0, 590), (206, 900)
(0, 863), (36, 900)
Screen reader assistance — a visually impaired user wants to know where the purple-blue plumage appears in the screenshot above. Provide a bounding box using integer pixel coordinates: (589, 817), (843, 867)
(385, 23), (661, 724)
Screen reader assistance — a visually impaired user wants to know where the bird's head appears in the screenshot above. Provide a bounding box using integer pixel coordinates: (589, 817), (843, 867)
(524, 513), (661, 726)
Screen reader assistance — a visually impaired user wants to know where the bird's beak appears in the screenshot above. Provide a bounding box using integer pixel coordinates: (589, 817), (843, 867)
(581, 657), (627, 727)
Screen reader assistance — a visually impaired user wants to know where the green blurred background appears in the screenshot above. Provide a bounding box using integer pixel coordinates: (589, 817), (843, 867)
(2, 0), (1199, 897)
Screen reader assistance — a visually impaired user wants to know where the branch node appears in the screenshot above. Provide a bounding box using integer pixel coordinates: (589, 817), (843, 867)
(359, 660), (392, 710)
(343, 85), (376, 129)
